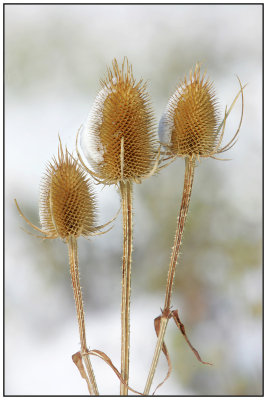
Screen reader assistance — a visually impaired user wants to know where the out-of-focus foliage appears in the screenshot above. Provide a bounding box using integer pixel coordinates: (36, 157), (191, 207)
(5, 4), (262, 395)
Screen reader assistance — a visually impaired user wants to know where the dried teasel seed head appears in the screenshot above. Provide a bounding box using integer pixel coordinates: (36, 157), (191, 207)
(81, 58), (157, 184)
(40, 140), (96, 241)
(159, 64), (219, 158)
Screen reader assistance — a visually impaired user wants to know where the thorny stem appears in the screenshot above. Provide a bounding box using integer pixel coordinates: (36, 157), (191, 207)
(144, 157), (195, 395)
(68, 236), (99, 395)
(143, 314), (169, 395)
(119, 181), (133, 396)
(164, 157), (195, 311)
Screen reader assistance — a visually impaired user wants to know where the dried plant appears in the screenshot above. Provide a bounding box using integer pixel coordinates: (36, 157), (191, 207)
(144, 64), (245, 394)
(14, 61), (246, 396)
(77, 58), (158, 394)
(14, 140), (112, 395)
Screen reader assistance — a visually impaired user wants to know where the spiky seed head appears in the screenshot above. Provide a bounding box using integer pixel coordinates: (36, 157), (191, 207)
(81, 58), (157, 184)
(159, 64), (219, 158)
(40, 141), (96, 241)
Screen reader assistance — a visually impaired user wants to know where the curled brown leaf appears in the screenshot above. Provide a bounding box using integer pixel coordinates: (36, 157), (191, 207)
(72, 351), (95, 394)
(72, 352), (87, 379)
(171, 309), (213, 366)
(152, 315), (172, 395)
(86, 349), (144, 395)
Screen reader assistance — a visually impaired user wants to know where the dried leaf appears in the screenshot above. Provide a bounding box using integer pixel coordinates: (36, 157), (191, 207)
(72, 351), (87, 380)
(171, 309), (212, 366)
(72, 351), (95, 395)
(152, 315), (172, 395)
(87, 349), (143, 395)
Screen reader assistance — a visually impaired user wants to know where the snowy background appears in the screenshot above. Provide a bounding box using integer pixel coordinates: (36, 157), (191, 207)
(5, 4), (262, 396)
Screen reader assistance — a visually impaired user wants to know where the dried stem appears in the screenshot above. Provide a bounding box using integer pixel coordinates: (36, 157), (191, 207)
(119, 181), (133, 395)
(144, 157), (195, 395)
(143, 314), (169, 395)
(68, 236), (99, 395)
(164, 157), (195, 311)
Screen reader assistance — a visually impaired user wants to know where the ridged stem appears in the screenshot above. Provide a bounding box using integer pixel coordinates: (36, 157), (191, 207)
(68, 236), (99, 395)
(164, 157), (195, 310)
(143, 315), (169, 395)
(119, 181), (133, 395)
(143, 157), (195, 395)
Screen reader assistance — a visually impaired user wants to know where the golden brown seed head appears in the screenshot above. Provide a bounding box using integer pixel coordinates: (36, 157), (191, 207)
(159, 64), (219, 158)
(40, 142), (96, 241)
(81, 58), (157, 184)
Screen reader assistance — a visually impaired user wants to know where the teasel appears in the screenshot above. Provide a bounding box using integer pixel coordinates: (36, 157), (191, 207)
(77, 58), (158, 395)
(15, 140), (113, 395)
(144, 64), (246, 394)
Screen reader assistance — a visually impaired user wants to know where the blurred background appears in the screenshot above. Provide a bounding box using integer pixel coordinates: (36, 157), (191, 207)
(5, 4), (262, 396)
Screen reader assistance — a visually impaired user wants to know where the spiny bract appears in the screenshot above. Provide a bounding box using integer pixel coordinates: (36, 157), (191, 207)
(159, 64), (219, 158)
(40, 142), (96, 241)
(81, 58), (157, 184)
